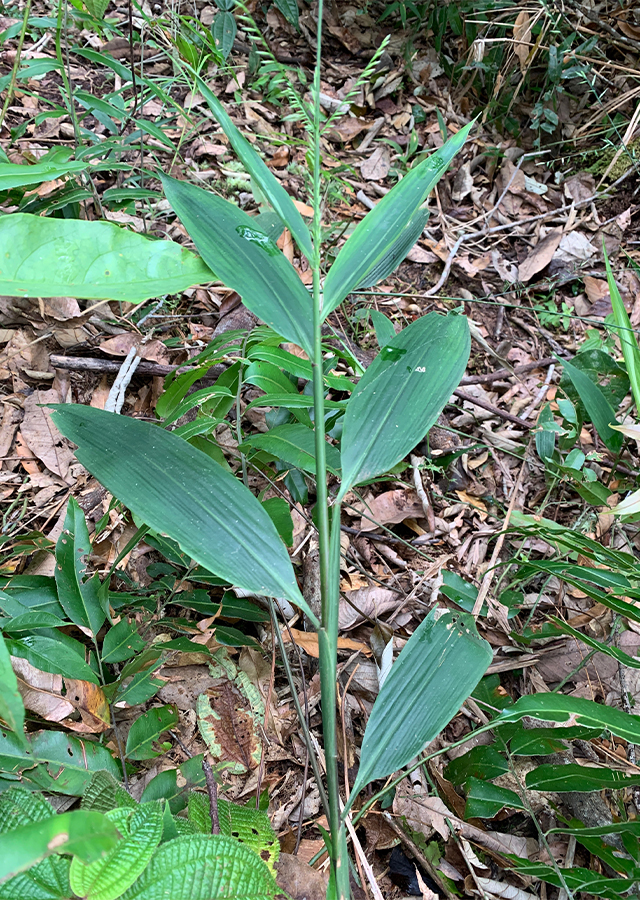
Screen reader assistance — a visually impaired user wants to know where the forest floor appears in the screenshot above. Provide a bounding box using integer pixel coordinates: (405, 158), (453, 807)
(1, 0), (640, 897)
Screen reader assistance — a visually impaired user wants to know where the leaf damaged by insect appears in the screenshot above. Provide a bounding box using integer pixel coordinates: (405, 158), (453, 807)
(196, 649), (264, 774)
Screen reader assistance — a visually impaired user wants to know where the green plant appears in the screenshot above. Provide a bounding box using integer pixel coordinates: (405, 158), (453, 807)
(0, 8), (493, 897)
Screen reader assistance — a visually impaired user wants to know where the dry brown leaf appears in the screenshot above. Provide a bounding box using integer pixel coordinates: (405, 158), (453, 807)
(13, 658), (110, 733)
(361, 145), (391, 181)
(41, 297), (83, 320)
(282, 627), (370, 658)
(325, 117), (369, 143)
(518, 229), (563, 282)
(276, 853), (328, 900)
(13, 657), (74, 722)
(20, 389), (74, 481)
(393, 781), (453, 840)
(339, 586), (399, 630)
(356, 488), (425, 531)
(584, 275), (610, 307)
(563, 172), (596, 203)
(0, 401), (21, 457)
(99, 334), (171, 363)
(513, 10), (532, 69)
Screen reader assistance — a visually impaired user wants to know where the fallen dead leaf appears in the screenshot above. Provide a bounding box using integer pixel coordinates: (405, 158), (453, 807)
(393, 780), (453, 841)
(276, 853), (328, 900)
(20, 389), (74, 482)
(513, 10), (532, 69)
(356, 488), (425, 531)
(282, 627), (370, 658)
(361, 145), (391, 180)
(99, 333), (171, 363)
(518, 229), (563, 282)
(339, 586), (399, 630)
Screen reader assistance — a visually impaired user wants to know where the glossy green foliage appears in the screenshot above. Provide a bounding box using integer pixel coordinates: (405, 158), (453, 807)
(338, 312), (470, 498)
(191, 75), (313, 260)
(561, 356), (622, 452)
(51, 406), (316, 625)
(241, 423), (341, 476)
(125, 706), (179, 760)
(0, 157), (87, 191)
(348, 609), (491, 805)
(162, 176), (314, 355)
(322, 122), (473, 316)
(54, 496), (106, 636)
(0, 634), (26, 742)
(0, 214), (214, 302)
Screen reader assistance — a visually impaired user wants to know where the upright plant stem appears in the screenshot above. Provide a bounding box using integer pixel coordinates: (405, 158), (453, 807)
(308, 2), (349, 897)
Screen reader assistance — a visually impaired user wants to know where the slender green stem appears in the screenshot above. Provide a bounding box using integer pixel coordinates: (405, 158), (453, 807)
(0, 0), (31, 132)
(309, 3), (350, 897)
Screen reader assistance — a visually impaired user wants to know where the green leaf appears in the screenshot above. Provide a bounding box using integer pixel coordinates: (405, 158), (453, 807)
(445, 745), (509, 786)
(0, 811), (119, 883)
(605, 245), (640, 410)
(187, 793), (279, 874)
(244, 360), (297, 395)
(51, 407), (315, 625)
(369, 310), (396, 348)
(0, 633), (26, 743)
(526, 763), (640, 792)
(560, 356), (622, 452)
(55, 497), (106, 635)
(1, 611), (66, 633)
(0, 787), (71, 900)
(348, 609), (491, 805)
(190, 74), (313, 260)
(118, 834), (279, 900)
(69, 803), (163, 900)
(338, 312), (470, 498)
(0, 158), (87, 191)
(101, 619), (145, 663)
(82, 771), (138, 813)
(5, 635), (98, 683)
(212, 10), (236, 59)
(261, 498), (294, 547)
(509, 725), (601, 756)
(465, 777), (526, 818)
(0, 213), (214, 302)
(353, 208), (430, 291)
(23, 730), (121, 796)
(535, 402), (556, 462)
(273, 0), (298, 24)
(323, 123), (472, 316)
(125, 705), (178, 760)
(506, 858), (636, 900)
(162, 177), (314, 356)
(492, 693), (640, 744)
(141, 755), (205, 813)
(241, 423), (341, 476)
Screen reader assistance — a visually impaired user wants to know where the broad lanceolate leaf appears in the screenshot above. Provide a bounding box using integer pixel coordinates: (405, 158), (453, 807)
(0, 811), (119, 883)
(526, 763), (640, 793)
(50, 406), (316, 626)
(23, 731), (121, 796)
(338, 312), (470, 499)
(5, 634), (99, 683)
(323, 122), (472, 316)
(191, 75), (313, 260)
(0, 633), (26, 742)
(0, 158), (87, 191)
(241, 423), (341, 476)
(605, 246), (640, 409)
(69, 803), (163, 900)
(212, 10), (236, 59)
(119, 834), (279, 900)
(125, 705), (179, 760)
(492, 693), (640, 744)
(55, 497), (106, 636)
(353, 208), (430, 291)
(162, 176), (314, 356)
(561, 356), (622, 453)
(0, 214), (215, 302)
(348, 609), (491, 806)
(82, 0), (110, 19)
